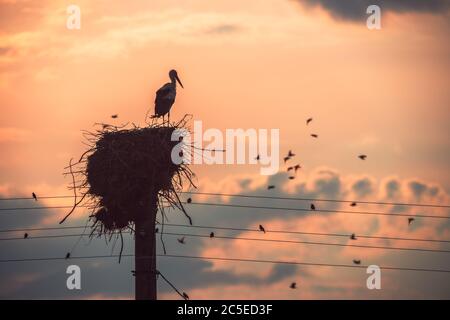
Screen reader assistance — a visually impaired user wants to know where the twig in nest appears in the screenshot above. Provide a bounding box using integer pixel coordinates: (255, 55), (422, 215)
(173, 191), (192, 225)
(59, 159), (88, 224)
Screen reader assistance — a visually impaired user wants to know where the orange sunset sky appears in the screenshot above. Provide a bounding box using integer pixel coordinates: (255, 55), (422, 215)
(0, 0), (449, 299)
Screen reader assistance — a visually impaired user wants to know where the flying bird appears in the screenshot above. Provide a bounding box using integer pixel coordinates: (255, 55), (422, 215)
(259, 225), (266, 233)
(283, 156), (290, 163)
(111, 114), (118, 119)
(294, 164), (301, 173)
(210, 232), (215, 238)
(310, 204), (316, 211)
(186, 198), (192, 204)
(358, 155), (367, 160)
(177, 236), (186, 244)
(353, 259), (361, 265)
(287, 166), (294, 172)
(290, 282), (297, 289)
(288, 176), (295, 180)
(24, 233), (28, 239)
(408, 217), (415, 225)
(306, 118), (313, 125)
(65, 252), (71, 259)
(267, 185), (275, 190)
(288, 150), (295, 157)
(311, 134), (318, 138)
(350, 202), (357, 207)
(32, 192), (37, 201)
(350, 233), (357, 240)
(153, 69), (183, 123)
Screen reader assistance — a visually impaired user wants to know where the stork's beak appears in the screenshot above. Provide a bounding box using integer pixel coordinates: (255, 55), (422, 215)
(176, 74), (184, 88)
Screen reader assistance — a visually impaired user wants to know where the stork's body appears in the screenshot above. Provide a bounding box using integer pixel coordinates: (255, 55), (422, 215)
(154, 69), (183, 123)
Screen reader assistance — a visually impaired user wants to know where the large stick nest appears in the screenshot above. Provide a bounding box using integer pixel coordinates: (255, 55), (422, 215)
(60, 116), (196, 241)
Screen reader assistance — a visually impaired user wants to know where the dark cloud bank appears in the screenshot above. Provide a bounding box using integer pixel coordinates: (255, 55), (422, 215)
(293, 0), (450, 20)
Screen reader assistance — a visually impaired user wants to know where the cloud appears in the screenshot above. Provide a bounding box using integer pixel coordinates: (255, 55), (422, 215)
(293, 0), (450, 21)
(310, 170), (341, 197)
(205, 24), (242, 35)
(0, 0), (52, 33)
(0, 47), (13, 56)
(408, 180), (427, 198)
(193, 170), (450, 298)
(383, 178), (400, 199)
(351, 177), (374, 198)
(407, 179), (443, 201)
(1, 169), (449, 299)
(0, 127), (30, 143)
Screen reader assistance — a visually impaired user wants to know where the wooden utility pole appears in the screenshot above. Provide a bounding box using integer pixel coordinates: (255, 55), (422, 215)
(134, 193), (158, 300)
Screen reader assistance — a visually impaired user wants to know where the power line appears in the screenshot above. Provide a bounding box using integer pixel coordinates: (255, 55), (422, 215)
(0, 205), (76, 211)
(156, 270), (187, 300)
(0, 225), (86, 233)
(1, 231), (448, 254)
(164, 232), (450, 253)
(165, 223), (450, 244)
(189, 202), (450, 219)
(0, 196), (72, 201)
(1, 223), (449, 244)
(0, 201), (448, 219)
(0, 253), (449, 274)
(183, 192), (450, 209)
(0, 191), (448, 208)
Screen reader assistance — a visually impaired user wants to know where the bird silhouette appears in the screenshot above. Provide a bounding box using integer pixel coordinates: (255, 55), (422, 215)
(310, 203), (316, 211)
(288, 150), (295, 157)
(155, 228), (159, 233)
(259, 225), (266, 233)
(32, 192), (37, 201)
(111, 114), (118, 119)
(177, 236), (186, 244)
(294, 164), (301, 173)
(290, 282), (297, 289)
(358, 155), (367, 160)
(153, 69), (183, 123)
(182, 292), (190, 300)
(311, 134), (318, 138)
(306, 118), (313, 125)
(408, 217), (415, 225)
(186, 198), (192, 204)
(255, 154), (260, 160)
(287, 166), (294, 172)
(350, 233), (357, 240)
(353, 259), (361, 265)
(24, 233), (28, 239)
(267, 185), (275, 190)
(288, 176), (295, 180)
(65, 252), (71, 259)
(210, 232), (215, 238)
(283, 156), (290, 163)
(350, 202), (357, 207)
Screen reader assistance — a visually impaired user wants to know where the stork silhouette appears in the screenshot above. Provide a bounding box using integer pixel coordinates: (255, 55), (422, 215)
(153, 69), (183, 124)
